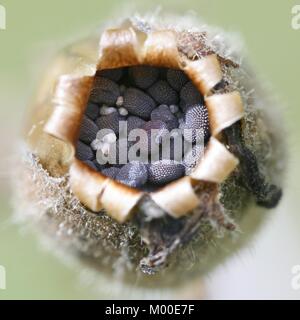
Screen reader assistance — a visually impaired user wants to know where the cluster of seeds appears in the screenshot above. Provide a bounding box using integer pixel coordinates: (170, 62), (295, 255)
(76, 66), (210, 190)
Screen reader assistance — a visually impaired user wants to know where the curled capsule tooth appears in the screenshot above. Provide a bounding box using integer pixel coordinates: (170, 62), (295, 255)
(96, 112), (126, 135)
(129, 65), (159, 89)
(147, 160), (185, 185)
(85, 102), (99, 120)
(180, 81), (204, 111)
(123, 88), (156, 120)
(151, 105), (179, 131)
(79, 116), (100, 144)
(89, 77), (120, 106)
(148, 80), (179, 105)
(116, 161), (148, 188)
(76, 141), (94, 161)
(183, 104), (210, 143)
(101, 166), (120, 179)
(127, 116), (146, 133)
(97, 68), (123, 82)
(166, 69), (189, 92)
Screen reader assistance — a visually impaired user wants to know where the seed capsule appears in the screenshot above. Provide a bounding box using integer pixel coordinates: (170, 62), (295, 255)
(130, 65), (159, 89)
(148, 80), (179, 105)
(123, 88), (156, 120)
(90, 77), (120, 106)
(147, 160), (185, 185)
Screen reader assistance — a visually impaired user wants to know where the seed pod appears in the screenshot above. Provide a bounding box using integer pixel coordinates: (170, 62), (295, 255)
(148, 80), (179, 105)
(90, 77), (120, 106)
(123, 88), (156, 120)
(148, 160), (185, 185)
(17, 15), (284, 293)
(130, 65), (159, 89)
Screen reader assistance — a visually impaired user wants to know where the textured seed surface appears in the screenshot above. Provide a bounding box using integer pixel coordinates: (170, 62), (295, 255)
(116, 162), (148, 188)
(180, 81), (204, 111)
(102, 167), (120, 179)
(183, 104), (210, 142)
(123, 88), (156, 120)
(96, 113), (125, 135)
(151, 105), (179, 131)
(76, 141), (94, 161)
(148, 80), (179, 105)
(167, 69), (189, 91)
(142, 120), (169, 147)
(90, 77), (120, 106)
(79, 116), (100, 144)
(127, 116), (146, 133)
(130, 66), (159, 89)
(85, 102), (99, 120)
(183, 145), (205, 174)
(148, 160), (185, 185)
(98, 68), (123, 82)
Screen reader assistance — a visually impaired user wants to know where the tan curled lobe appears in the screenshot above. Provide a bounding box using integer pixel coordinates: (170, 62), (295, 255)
(69, 159), (108, 212)
(142, 30), (181, 69)
(183, 54), (223, 95)
(205, 91), (244, 136)
(98, 27), (142, 69)
(191, 137), (239, 183)
(100, 180), (145, 223)
(45, 75), (94, 146)
(150, 177), (200, 218)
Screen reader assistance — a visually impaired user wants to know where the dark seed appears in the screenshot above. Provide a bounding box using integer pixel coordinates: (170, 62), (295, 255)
(76, 141), (94, 161)
(127, 116), (146, 134)
(147, 160), (185, 185)
(96, 113), (126, 135)
(130, 66), (159, 89)
(89, 77), (120, 106)
(85, 102), (99, 120)
(183, 145), (205, 173)
(83, 160), (98, 171)
(142, 120), (169, 152)
(101, 167), (120, 179)
(166, 69), (189, 91)
(183, 104), (210, 143)
(151, 105), (179, 131)
(123, 88), (156, 120)
(79, 116), (100, 144)
(148, 80), (179, 105)
(180, 81), (204, 111)
(97, 68), (123, 82)
(116, 162), (148, 188)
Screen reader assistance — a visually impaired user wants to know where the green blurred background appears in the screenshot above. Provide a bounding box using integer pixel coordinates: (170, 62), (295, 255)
(0, 0), (299, 299)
